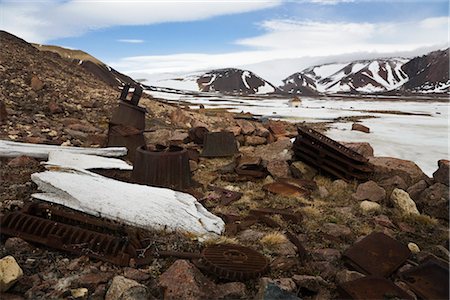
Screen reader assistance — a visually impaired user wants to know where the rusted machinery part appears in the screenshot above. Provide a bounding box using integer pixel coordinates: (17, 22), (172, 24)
(131, 144), (192, 190)
(338, 276), (414, 300)
(106, 124), (146, 162)
(400, 257), (449, 300)
(207, 186), (243, 206)
(1, 211), (134, 266)
(342, 232), (411, 277)
(201, 131), (239, 158)
(110, 101), (147, 131)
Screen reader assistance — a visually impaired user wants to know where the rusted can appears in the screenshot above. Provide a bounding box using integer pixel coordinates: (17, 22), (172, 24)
(201, 131), (238, 157)
(131, 145), (192, 190)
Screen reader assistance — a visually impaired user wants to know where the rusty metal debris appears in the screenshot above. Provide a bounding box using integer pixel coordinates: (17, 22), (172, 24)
(208, 186), (243, 206)
(400, 257), (449, 300)
(131, 144), (192, 190)
(1, 210), (135, 266)
(107, 85), (147, 161)
(293, 125), (373, 181)
(201, 131), (238, 157)
(263, 182), (310, 198)
(188, 126), (209, 145)
(338, 276), (414, 300)
(342, 232), (410, 277)
(235, 155), (266, 178)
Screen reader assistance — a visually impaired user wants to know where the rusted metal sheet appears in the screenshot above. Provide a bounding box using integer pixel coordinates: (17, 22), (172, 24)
(201, 131), (238, 157)
(208, 186), (243, 205)
(263, 182), (310, 198)
(188, 126), (209, 145)
(110, 101), (147, 131)
(106, 124), (146, 162)
(1, 211), (134, 266)
(131, 144), (192, 190)
(235, 155), (266, 178)
(338, 276), (414, 300)
(400, 258), (449, 300)
(342, 232), (410, 277)
(293, 125), (373, 181)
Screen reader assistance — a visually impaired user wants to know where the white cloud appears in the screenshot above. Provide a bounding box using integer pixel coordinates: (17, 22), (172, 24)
(0, 0), (282, 43)
(308, 0), (354, 4)
(117, 39), (145, 44)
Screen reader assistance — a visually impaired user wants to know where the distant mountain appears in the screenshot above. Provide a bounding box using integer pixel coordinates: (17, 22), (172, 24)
(280, 49), (449, 95)
(33, 44), (136, 88)
(197, 68), (278, 95)
(401, 49), (449, 93)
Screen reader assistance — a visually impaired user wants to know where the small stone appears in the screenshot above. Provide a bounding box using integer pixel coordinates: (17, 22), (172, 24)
(71, 287), (88, 299)
(267, 160), (290, 178)
(236, 119), (255, 135)
(291, 274), (329, 293)
(105, 276), (149, 300)
(123, 268), (150, 282)
(390, 188), (420, 215)
(373, 215), (395, 229)
(0, 256), (24, 292)
(7, 156), (39, 168)
(48, 102), (63, 114)
(216, 282), (247, 299)
(267, 120), (287, 136)
(352, 181), (386, 202)
(408, 242), (420, 254)
(245, 135), (266, 146)
(30, 75), (45, 91)
(360, 201), (381, 214)
(226, 126), (242, 136)
(311, 248), (341, 262)
(318, 186), (329, 198)
(252, 139), (293, 162)
(255, 282), (300, 300)
(433, 159), (449, 186)
(4, 238), (33, 253)
(78, 272), (114, 287)
(351, 123), (370, 133)
(322, 223), (352, 239)
(290, 161), (317, 180)
(270, 257), (298, 272)
(332, 179), (348, 191)
(335, 269), (364, 285)
(189, 160), (198, 172)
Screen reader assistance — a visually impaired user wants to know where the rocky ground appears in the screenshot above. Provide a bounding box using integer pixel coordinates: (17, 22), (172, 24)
(1, 30), (449, 299)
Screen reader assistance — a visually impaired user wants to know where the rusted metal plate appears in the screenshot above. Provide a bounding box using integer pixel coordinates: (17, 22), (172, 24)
(338, 276), (414, 300)
(201, 131), (238, 157)
(110, 101), (147, 131)
(294, 125), (373, 181)
(235, 155), (266, 178)
(208, 186), (243, 206)
(342, 232), (411, 277)
(1, 211), (134, 266)
(188, 127), (209, 145)
(400, 259), (449, 300)
(263, 182), (310, 198)
(132, 145), (192, 190)
(200, 244), (269, 281)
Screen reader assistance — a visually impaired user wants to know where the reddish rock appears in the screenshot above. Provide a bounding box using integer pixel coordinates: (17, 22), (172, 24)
(4, 238), (33, 253)
(105, 275), (149, 300)
(245, 135), (266, 146)
(270, 256), (298, 272)
(267, 120), (287, 136)
(417, 183), (449, 220)
(227, 126), (242, 136)
(369, 156), (428, 186)
(47, 102), (63, 114)
(7, 156), (39, 168)
(322, 223), (352, 240)
(169, 108), (192, 127)
(290, 161), (317, 180)
(373, 215), (396, 229)
(342, 142), (374, 157)
(169, 131), (189, 144)
(158, 260), (215, 300)
(311, 248), (341, 262)
(267, 160), (290, 178)
(351, 123), (370, 133)
(236, 119), (255, 135)
(216, 282), (247, 299)
(251, 139), (293, 162)
(0, 100), (7, 124)
(78, 272), (113, 287)
(122, 268), (150, 282)
(378, 175), (408, 196)
(407, 180), (428, 201)
(292, 274), (330, 293)
(433, 159), (449, 186)
(352, 180), (386, 202)
(254, 122), (270, 137)
(30, 75), (45, 91)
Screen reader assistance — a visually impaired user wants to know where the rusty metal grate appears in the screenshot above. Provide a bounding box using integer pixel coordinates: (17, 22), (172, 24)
(1, 211), (135, 266)
(338, 276), (414, 299)
(131, 144), (192, 190)
(400, 258), (449, 300)
(201, 131), (238, 157)
(342, 232), (410, 277)
(293, 125), (373, 181)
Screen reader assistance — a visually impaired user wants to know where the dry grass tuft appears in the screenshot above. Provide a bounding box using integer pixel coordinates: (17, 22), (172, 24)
(204, 236), (239, 245)
(260, 232), (288, 248)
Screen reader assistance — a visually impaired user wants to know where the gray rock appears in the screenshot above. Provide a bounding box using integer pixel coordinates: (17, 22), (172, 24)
(255, 282), (300, 300)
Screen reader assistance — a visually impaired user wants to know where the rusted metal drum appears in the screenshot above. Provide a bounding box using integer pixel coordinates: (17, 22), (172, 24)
(110, 101), (147, 130)
(132, 145), (192, 190)
(107, 124), (146, 162)
(201, 131), (238, 157)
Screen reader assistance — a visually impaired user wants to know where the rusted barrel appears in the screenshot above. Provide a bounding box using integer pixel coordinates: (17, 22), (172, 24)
(110, 101), (146, 130)
(132, 145), (192, 190)
(106, 124), (146, 162)
(201, 131), (238, 157)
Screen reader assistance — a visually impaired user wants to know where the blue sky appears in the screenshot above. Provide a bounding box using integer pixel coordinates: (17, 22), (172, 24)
(1, 0), (448, 77)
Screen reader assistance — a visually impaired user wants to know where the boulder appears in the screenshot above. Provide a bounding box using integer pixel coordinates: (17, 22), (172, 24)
(351, 123), (370, 133)
(252, 139), (293, 162)
(158, 260), (215, 300)
(290, 161), (317, 180)
(105, 276), (150, 300)
(369, 157), (428, 186)
(254, 122), (270, 137)
(341, 142), (374, 157)
(390, 188), (420, 215)
(267, 160), (290, 178)
(433, 159), (449, 186)
(378, 175), (408, 196)
(417, 183), (449, 220)
(407, 180), (428, 202)
(0, 256), (23, 292)
(352, 181), (386, 202)
(360, 201), (381, 214)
